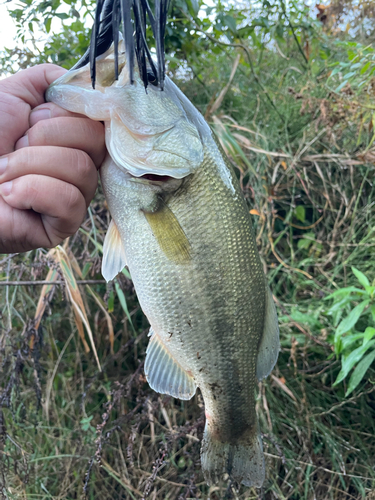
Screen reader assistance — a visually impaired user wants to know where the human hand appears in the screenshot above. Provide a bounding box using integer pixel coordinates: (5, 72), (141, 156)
(0, 64), (106, 254)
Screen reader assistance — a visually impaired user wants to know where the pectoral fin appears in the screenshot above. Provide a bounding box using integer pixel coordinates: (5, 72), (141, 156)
(144, 204), (191, 264)
(256, 287), (280, 380)
(102, 219), (127, 282)
(145, 328), (197, 400)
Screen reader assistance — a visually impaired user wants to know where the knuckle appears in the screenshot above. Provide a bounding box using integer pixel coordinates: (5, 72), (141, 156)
(28, 119), (49, 145)
(63, 184), (85, 215)
(73, 149), (95, 179)
(18, 176), (38, 204)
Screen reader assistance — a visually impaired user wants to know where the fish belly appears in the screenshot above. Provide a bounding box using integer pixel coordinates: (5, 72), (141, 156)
(102, 141), (267, 486)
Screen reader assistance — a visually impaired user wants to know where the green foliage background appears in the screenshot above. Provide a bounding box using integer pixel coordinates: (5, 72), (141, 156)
(1, 1), (375, 498)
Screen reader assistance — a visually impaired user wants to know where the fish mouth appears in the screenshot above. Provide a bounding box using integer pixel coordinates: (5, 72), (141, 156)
(127, 172), (184, 191)
(128, 172), (175, 184)
(140, 174), (174, 183)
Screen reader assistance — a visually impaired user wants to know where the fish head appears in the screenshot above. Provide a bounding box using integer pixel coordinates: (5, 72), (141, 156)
(46, 38), (205, 181)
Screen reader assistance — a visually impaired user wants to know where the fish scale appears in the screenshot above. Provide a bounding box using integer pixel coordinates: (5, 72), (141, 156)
(46, 40), (279, 487)
(105, 143), (265, 442)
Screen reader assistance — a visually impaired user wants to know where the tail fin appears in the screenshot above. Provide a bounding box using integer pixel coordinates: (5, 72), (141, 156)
(200, 424), (265, 488)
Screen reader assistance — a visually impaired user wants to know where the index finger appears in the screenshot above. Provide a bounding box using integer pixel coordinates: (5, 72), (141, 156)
(0, 64), (67, 109)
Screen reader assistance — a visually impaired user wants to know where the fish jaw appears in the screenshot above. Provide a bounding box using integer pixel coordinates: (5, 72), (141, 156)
(105, 110), (204, 179)
(45, 41), (128, 120)
(46, 76), (110, 121)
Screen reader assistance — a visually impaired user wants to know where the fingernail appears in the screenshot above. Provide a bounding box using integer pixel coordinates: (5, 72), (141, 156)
(30, 108), (51, 127)
(0, 180), (13, 196)
(15, 135), (29, 150)
(0, 157), (8, 175)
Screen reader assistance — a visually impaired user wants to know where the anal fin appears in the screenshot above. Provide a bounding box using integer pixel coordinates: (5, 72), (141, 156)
(256, 286), (280, 380)
(102, 219), (127, 282)
(145, 328), (196, 400)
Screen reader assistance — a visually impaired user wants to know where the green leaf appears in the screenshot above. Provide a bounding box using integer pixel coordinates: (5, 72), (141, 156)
(295, 205), (305, 223)
(298, 238), (312, 250)
(334, 340), (375, 385)
(121, 268), (131, 279)
(324, 286), (366, 300)
(360, 61), (372, 74)
(371, 305), (375, 323)
(363, 327), (375, 345)
(80, 416), (94, 431)
(330, 66), (342, 77)
(335, 299), (371, 344)
(81, 262), (91, 279)
(79, 228), (104, 253)
(345, 349), (375, 396)
(351, 267), (370, 288)
(290, 310), (321, 328)
(223, 14), (237, 33)
(341, 332), (365, 351)
(327, 295), (354, 314)
(186, 0), (199, 17)
(335, 80), (349, 92)
(107, 289), (114, 314)
(115, 281), (135, 333)
(297, 232), (314, 250)
(55, 12), (69, 19)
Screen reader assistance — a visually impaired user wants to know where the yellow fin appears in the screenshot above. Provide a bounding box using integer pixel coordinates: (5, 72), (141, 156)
(144, 203), (191, 264)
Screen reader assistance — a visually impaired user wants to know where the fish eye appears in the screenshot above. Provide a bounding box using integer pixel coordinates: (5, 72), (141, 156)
(147, 71), (158, 86)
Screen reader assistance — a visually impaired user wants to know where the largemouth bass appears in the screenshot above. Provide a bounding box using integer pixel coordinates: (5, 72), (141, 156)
(46, 40), (279, 488)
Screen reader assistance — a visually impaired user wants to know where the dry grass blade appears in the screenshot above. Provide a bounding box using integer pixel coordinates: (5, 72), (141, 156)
(270, 374), (297, 403)
(205, 53), (241, 118)
(31, 250), (60, 351)
(232, 132), (290, 158)
(44, 332), (74, 424)
(86, 285), (115, 354)
(67, 248), (115, 354)
(55, 245), (101, 371)
(212, 115), (256, 174)
(34, 254), (59, 331)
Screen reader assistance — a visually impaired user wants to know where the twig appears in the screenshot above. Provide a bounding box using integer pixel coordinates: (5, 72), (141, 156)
(265, 452), (375, 481)
(186, 15), (284, 121)
(274, 297), (331, 348)
(268, 233), (313, 280)
(44, 332), (75, 424)
(0, 280), (106, 286)
(312, 385), (375, 417)
(279, 1), (308, 67)
(206, 53), (241, 118)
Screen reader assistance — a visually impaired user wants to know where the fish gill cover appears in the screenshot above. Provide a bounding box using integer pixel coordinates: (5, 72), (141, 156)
(73, 0), (170, 90)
